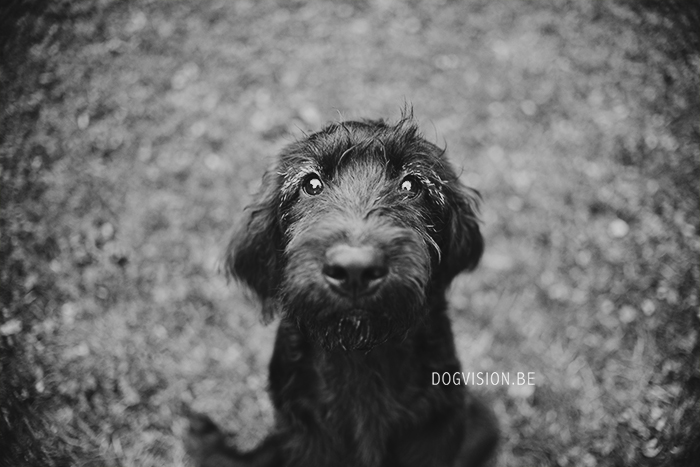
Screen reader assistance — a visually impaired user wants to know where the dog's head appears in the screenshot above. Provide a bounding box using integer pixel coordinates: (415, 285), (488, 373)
(226, 116), (482, 351)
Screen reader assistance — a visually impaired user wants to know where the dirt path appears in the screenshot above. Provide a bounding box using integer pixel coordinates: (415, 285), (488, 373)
(2, 1), (698, 466)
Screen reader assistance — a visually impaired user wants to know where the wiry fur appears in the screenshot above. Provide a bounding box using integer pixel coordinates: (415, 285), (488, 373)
(186, 115), (498, 467)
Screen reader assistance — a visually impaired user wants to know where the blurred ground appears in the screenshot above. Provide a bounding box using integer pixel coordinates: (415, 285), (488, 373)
(1, 0), (699, 466)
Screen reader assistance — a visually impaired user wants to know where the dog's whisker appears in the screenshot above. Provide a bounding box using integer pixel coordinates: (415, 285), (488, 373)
(337, 143), (358, 168)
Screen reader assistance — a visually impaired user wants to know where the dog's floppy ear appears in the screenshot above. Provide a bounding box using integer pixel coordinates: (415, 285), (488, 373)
(224, 169), (283, 319)
(441, 182), (484, 283)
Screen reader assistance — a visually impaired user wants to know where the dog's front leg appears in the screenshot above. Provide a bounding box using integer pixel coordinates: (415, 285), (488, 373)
(185, 411), (285, 467)
(185, 321), (310, 467)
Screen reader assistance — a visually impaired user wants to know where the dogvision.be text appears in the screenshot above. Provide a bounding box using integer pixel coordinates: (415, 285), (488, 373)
(433, 371), (536, 386)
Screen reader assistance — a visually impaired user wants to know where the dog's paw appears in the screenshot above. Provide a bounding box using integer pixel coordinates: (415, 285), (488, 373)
(183, 407), (257, 467)
(183, 407), (228, 462)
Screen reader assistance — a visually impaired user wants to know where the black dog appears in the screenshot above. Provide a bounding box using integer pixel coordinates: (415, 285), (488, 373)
(186, 114), (498, 467)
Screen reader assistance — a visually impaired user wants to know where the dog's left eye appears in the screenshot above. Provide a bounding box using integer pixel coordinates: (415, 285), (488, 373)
(399, 176), (421, 198)
(302, 174), (324, 196)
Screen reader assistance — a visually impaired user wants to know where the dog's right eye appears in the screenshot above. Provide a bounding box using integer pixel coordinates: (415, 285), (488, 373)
(399, 175), (422, 198)
(301, 174), (324, 196)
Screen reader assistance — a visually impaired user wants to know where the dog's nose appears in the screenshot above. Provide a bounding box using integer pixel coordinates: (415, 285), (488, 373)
(323, 245), (387, 295)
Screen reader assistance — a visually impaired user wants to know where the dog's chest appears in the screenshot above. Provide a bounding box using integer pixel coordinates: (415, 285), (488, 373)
(311, 350), (414, 463)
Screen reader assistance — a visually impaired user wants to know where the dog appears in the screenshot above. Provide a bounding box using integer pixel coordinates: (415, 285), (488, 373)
(185, 113), (499, 467)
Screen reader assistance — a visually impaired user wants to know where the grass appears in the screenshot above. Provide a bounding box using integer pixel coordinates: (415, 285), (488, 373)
(1, 0), (698, 466)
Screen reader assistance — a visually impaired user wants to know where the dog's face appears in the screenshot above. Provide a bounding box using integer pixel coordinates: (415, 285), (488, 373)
(227, 118), (482, 351)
